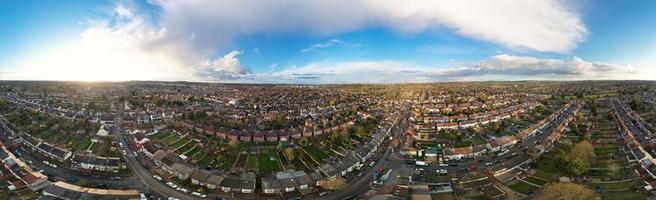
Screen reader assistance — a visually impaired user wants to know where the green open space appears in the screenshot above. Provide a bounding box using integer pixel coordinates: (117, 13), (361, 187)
(508, 181), (540, 194)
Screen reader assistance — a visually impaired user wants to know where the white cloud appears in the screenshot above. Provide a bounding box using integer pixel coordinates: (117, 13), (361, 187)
(438, 54), (633, 78)
(301, 39), (361, 53)
(150, 0), (586, 52)
(6, 7), (197, 81)
(260, 55), (640, 83)
(4, 0), (593, 82)
(114, 4), (133, 19)
(206, 50), (249, 75)
(3, 3), (239, 81)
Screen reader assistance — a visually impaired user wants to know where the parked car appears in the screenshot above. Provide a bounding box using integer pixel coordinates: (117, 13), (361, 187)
(191, 192), (207, 198)
(166, 182), (178, 189)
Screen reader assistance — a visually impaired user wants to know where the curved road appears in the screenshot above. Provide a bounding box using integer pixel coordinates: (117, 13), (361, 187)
(112, 104), (212, 200)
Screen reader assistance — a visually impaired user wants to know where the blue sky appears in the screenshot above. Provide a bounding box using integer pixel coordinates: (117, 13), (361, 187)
(0, 0), (655, 83)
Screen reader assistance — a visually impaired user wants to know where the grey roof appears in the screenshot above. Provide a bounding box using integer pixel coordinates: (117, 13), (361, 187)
(240, 179), (256, 190)
(308, 172), (324, 182)
(296, 175), (313, 186)
(0, 148), (9, 160)
(279, 178), (297, 188)
(261, 177), (281, 190)
(171, 162), (194, 176)
(190, 169), (211, 182)
(206, 174), (224, 186)
(220, 176), (241, 188)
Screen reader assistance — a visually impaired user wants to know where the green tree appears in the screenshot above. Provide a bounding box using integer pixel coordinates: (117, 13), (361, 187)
(568, 157), (590, 176)
(330, 131), (340, 143)
(276, 114), (287, 127)
(0, 99), (7, 112)
(87, 102), (96, 110)
(355, 126), (368, 138)
(298, 137), (309, 147)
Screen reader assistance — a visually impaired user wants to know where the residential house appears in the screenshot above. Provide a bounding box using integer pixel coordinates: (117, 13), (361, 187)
(190, 169), (211, 185)
(171, 162), (194, 180)
(205, 174), (223, 190)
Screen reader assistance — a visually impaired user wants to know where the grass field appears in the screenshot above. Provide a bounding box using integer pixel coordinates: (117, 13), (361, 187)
(523, 176), (547, 186)
(258, 150), (281, 174)
(600, 191), (643, 200)
(162, 134), (181, 146)
(305, 145), (329, 160)
(175, 140), (196, 153)
(508, 181), (540, 194)
(71, 136), (93, 151)
(246, 154), (258, 170)
(183, 145), (201, 157)
(171, 137), (191, 149)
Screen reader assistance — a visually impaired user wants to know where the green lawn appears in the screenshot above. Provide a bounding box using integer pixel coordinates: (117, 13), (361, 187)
(523, 176), (548, 186)
(71, 137), (93, 151)
(171, 137), (191, 149)
(508, 181), (540, 194)
(175, 140), (197, 153)
(197, 154), (213, 167)
(305, 145), (329, 160)
(246, 154), (258, 170)
(600, 191), (643, 200)
(291, 158), (308, 171)
(150, 131), (172, 140)
(532, 169), (559, 181)
(258, 151), (281, 174)
(596, 181), (636, 190)
(472, 136), (487, 145)
(162, 134), (181, 145)
(184, 145), (201, 157)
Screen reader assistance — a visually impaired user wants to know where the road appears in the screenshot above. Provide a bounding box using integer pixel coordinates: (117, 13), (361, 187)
(0, 115), (144, 189)
(421, 102), (580, 175)
(111, 102), (210, 200)
(318, 103), (411, 200)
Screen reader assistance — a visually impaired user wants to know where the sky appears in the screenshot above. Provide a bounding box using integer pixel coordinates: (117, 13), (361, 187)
(0, 0), (655, 83)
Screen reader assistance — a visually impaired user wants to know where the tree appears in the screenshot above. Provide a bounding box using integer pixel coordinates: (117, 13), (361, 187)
(0, 99), (7, 112)
(340, 127), (350, 142)
(276, 113), (287, 128)
(330, 131), (340, 143)
(568, 157), (590, 176)
(629, 98), (644, 111)
(228, 139), (240, 150)
(154, 96), (165, 106)
(284, 147), (296, 161)
(607, 161), (620, 176)
(355, 126), (368, 138)
(299, 137), (309, 147)
(569, 141), (594, 161)
(534, 182), (600, 200)
(87, 102), (96, 110)
(567, 141), (594, 176)
(589, 100), (599, 116)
